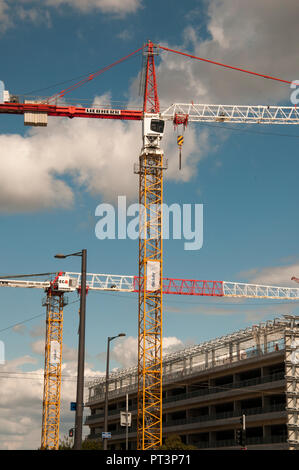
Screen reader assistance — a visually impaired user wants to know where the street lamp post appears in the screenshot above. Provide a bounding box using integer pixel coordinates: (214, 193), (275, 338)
(103, 333), (126, 450)
(54, 249), (87, 450)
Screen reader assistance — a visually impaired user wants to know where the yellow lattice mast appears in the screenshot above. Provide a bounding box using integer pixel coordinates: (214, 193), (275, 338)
(41, 284), (66, 450)
(136, 41), (166, 450)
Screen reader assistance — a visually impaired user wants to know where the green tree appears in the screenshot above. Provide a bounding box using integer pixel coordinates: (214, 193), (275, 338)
(59, 435), (73, 450)
(159, 434), (197, 450)
(82, 438), (103, 450)
(58, 436), (103, 450)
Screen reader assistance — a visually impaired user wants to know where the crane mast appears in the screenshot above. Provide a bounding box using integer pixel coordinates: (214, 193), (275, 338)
(135, 40), (165, 450)
(41, 287), (66, 450)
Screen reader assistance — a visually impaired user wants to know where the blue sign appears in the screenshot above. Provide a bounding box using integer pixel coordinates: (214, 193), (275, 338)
(102, 432), (111, 439)
(70, 402), (77, 411)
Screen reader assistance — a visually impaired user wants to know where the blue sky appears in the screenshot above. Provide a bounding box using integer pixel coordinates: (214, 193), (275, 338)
(0, 0), (299, 449)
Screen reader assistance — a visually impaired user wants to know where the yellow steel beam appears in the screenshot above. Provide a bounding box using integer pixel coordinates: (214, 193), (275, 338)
(41, 290), (64, 450)
(137, 151), (164, 450)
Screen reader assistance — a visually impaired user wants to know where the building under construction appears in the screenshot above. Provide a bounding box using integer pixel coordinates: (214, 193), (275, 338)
(85, 315), (299, 450)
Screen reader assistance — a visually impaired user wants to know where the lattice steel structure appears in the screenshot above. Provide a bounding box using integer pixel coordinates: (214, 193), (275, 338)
(284, 315), (299, 450)
(135, 149), (165, 450)
(133, 40), (165, 450)
(161, 103), (299, 125)
(41, 289), (66, 450)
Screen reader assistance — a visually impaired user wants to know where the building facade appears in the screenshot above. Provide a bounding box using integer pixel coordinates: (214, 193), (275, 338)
(85, 315), (299, 450)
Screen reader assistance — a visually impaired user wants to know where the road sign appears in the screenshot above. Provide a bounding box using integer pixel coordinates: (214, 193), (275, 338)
(102, 432), (111, 439)
(120, 411), (132, 427)
(70, 402), (76, 411)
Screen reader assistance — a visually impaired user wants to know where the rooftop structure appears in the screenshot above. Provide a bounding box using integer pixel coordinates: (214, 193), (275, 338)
(85, 315), (299, 450)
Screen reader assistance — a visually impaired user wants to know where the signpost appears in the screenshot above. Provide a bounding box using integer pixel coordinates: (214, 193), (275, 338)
(120, 394), (131, 450)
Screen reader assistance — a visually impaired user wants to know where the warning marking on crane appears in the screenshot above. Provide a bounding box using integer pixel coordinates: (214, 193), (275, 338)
(177, 135), (184, 146)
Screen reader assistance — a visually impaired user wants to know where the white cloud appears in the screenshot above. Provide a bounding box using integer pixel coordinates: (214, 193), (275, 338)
(0, 93), (209, 212)
(29, 322), (45, 338)
(0, 0), (141, 33)
(157, 0), (299, 105)
(111, 335), (185, 368)
(12, 324), (26, 335)
(166, 299), (298, 325)
(0, 354), (103, 449)
(0, 0), (11, 32)
(2, 1), (298, 212)
(30, 339), (44, 355)
(45, 0), (142, 15)
(238, 262), (299, 287)
(0, 1), (51, 32)
(30, 338), (78, 361)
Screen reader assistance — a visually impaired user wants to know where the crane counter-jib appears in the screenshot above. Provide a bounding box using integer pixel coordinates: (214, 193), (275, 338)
(0, 279), (51, 289)
(0, 102), (143, 120)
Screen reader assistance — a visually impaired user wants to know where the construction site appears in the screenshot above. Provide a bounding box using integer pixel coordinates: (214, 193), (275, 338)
(1, 5), (299, 452)
(85, 315), (299, 450)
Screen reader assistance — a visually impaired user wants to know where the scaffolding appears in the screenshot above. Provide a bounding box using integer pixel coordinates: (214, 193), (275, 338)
(284, 315), (299, 450)
(86, 315), (299, 450)
(87, 316), (288, 400)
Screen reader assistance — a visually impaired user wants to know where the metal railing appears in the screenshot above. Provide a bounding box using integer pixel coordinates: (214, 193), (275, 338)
(87, 355), (285, 405)
(205, 434), (287, 449)
(86, 403), (285, 430)
(164, 403), (285, 428)
(85, 371), (285, 424)
(163, 371), (285, 404)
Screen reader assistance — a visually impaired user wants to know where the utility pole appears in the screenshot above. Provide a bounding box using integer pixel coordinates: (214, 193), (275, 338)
(55, 249), (87, 450)
(126, 393), (129, 451)
(103, 333), (126, 450)
(74, 249), (87, 450)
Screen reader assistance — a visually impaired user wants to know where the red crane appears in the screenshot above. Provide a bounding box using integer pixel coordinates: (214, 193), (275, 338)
(0, 41), (298, 450)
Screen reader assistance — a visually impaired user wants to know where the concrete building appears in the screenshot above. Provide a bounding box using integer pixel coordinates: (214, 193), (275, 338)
(85, 315), (299, 450)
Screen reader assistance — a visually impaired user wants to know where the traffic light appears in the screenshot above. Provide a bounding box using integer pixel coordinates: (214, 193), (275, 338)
(69, 428), (74, 438)
(236, 429), (246, 446)
(236, 429), (242, 446)
(236, 415), (246, 447)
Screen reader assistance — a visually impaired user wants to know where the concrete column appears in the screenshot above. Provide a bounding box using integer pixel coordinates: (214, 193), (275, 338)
(209, 404), (216, 418)
(234, 399), (241, 413)
(205, 350), (209, 368)
(236, 341), (240, 360)
(212, 348), (215, 367)
(263, 424), (271, 439)
(264, 329), (268, 354)
(209, 431), (216, 447)
(229, 342), (233, 363)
